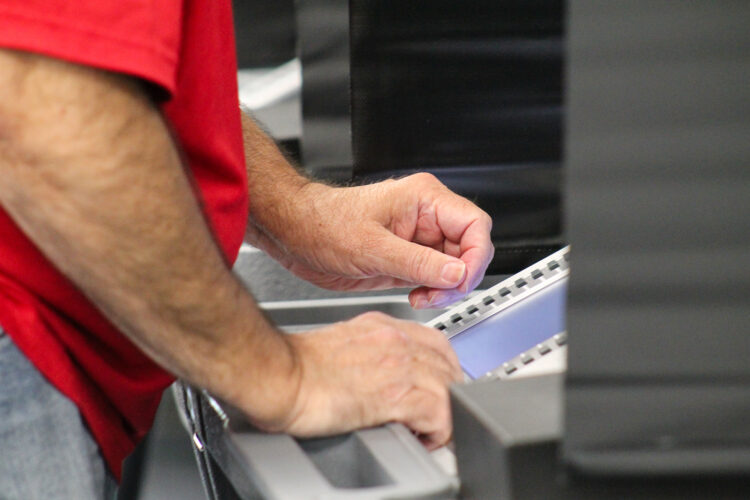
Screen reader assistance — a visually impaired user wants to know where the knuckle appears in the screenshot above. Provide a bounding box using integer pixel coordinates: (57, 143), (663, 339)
(377, 325), (407, 344)
(429, 325), (451, 345)
(414, 171), (439, 184)
(480, 210), (493, 229)
(380, 379), (412, 405)
(424, 325), (454, 353)
(368, 324), (410, 349)
(358, 310), (389, 323)
(379, 351), (409, 370)
(405, 172), (442, 191)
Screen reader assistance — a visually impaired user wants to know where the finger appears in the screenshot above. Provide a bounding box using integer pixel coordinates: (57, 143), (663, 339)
(411, 345), (461, 386)
(408, 284), (472, 309)
(422, 287), (473, 310)
(393, 321), (462, 381)
(392, 381), (453, 449)
(410, 226), (492, 308)
(450, 216), (494, 295)
(365, 228), (468, 290)
(416, 418), (453, 451)
(442, 239), (461, 259)
(407, 211), (492, 309)
(316, 274), (420, 292)
(363, 313), (462, 380)
(433, 198), (493, 290)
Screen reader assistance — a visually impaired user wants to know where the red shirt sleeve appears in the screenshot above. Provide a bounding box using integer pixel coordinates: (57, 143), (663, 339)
(0, 0), (182, 94)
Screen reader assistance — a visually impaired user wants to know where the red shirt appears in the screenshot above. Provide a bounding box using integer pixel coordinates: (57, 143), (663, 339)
(0, 0), (248, 480)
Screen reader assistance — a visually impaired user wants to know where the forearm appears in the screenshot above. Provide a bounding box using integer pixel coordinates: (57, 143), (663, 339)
(0, 52), (297, 428)
(240, 111), (328, 254)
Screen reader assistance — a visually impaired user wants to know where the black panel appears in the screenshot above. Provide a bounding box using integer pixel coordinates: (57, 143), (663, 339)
(350, 0), (565, 272)
(233, 0), (296, 68)
(296, 0), (353, 181)
(564, 1), (750, 475)
(350, 0), (563, 171)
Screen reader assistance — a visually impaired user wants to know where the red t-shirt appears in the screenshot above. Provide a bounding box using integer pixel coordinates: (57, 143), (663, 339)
(0, 0), (248, 480)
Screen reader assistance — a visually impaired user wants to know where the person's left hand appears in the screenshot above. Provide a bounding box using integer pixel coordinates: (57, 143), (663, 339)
(249, 173), (493, 308)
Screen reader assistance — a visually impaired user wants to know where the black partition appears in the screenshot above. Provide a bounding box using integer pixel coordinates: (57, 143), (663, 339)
(294, 0), (353, 179)
(349, 0), (565, 273)
(232, 0), (296, 68)
(350, 0), (563, 171)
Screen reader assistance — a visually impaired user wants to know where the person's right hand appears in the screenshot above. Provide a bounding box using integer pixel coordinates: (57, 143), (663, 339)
(265, 312), (463, 449)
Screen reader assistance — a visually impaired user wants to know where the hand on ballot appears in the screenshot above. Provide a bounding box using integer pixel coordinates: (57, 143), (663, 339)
(248, 172), (494, 309)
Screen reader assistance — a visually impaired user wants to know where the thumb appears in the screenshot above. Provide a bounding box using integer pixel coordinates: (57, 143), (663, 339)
(370, 231), (466, 289)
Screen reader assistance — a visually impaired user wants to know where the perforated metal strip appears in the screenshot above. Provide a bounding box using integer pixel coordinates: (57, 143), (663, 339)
(427, 246), (570, 380)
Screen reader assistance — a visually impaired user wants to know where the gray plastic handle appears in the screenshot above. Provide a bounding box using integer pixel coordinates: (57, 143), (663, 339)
(210, 396), (457, 500)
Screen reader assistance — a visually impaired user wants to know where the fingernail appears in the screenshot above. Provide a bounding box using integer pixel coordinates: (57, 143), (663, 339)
(412, 296), (428, 309)
(440, 262), (466, 286)
(426, 295), (439, 308)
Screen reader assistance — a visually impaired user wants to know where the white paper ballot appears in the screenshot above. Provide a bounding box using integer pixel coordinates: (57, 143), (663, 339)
(427, 246), (570, 381)
(451, 278), (567, 379)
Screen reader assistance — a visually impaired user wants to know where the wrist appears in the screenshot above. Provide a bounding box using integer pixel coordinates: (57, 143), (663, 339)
(254, 179), (336, 254)
(226, 325), (303, 432)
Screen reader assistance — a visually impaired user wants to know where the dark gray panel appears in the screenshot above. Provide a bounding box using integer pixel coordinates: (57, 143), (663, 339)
(566, 383), (750, 474)
(564, 1), (750, 474)
(295, 0), (353, 180)
(452, 376), (750, 499)
(233, 0), (296, 68)
(452, 376), (562, 500)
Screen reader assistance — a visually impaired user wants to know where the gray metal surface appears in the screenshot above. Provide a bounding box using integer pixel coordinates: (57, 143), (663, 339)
(261, 296), (444, 332)
(564, 1), (750, 474)
(197, 396), (458, 500)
